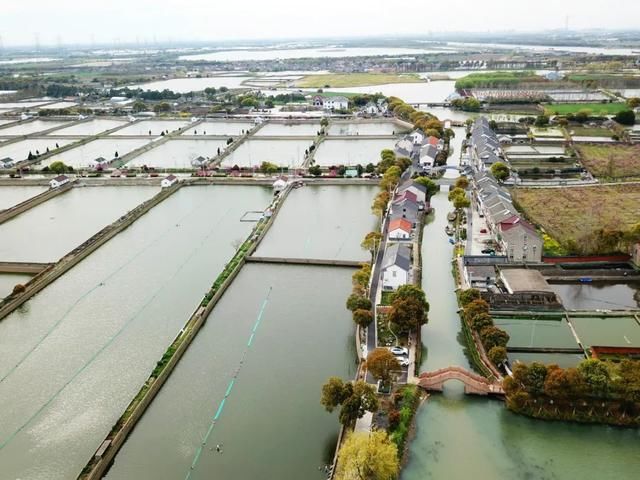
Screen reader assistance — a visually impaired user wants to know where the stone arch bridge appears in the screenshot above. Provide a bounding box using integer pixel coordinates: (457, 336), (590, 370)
(417, 366), (504, 396)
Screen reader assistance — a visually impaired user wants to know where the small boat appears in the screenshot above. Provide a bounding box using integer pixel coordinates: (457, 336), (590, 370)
(447, 211), (457, 222)
(445, 226), (455, 236)
(579, 277), (593, 283)
(448, 238), (455, 245)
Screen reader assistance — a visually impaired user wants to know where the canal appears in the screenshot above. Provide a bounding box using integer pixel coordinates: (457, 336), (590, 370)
(401, 157), (640, 478)
(0, 185), (272, 480)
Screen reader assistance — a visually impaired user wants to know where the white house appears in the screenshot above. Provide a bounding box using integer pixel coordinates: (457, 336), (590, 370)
(388, 218), (412, 241)
(272, 177), (287, 192)
(0, 157), (14, 169)
(191, 156), (207, 168)
(49, 175), (70, 189)
(161, 174), (179, 188)
(313, 95), (349, 111)
(381, 243), (412, 290)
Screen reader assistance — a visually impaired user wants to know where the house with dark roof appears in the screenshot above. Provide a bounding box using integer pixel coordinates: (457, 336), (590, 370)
(161, 174), (179, 188)
(49, 174), (70, 189)
(381, 243), (412, 290)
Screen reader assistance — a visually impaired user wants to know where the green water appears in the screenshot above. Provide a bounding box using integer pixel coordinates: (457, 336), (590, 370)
(402, 192), (640, 480)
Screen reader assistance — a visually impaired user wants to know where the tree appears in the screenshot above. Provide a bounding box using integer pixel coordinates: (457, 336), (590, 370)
(578, 358), (611, 398)
(488, 346), (507, 365)
(377, 149), (397, 173)
(413, 176), (438, 198)
(480, 326), (509, 350)
(490, 162), (510, 182)
(132, 100), (147, 113)
(371, 190), (390, 217)
(353, 309), (373, 328)
(365, 163), (375, 173)
(469, 312), (493, 332)
(361, 231), (382, 258)
(346, 294), (372, 312)
(534, 115), (550, 127)
(308, 165), (322, 176)
(153, 102), (171, 113)
(380, 166), (401, 191)
(614, 110), (636, 126)
(463, 298), (489, 323)
(627, 97), (640, 109)
(335, 431), (399, 480)
(395, 157), (412, 173)
(459, 288), (481, 307)
(454, 176), (469, 190)
(320, 117), (329, 128)
(352, 264), (371, 288)
(388, 285), (429, 333)
(453, 194), (470, 210)
(260, 161), (278, 174)
(366, 348), (401, 386)
(321, 378), (378, 426)
(49, 161), (69, 174)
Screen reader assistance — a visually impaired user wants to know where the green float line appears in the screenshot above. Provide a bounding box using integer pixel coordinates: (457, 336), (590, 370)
(185, 286), (272, 480)
(0, 204), (235, 452)
(0, 195), (215, 385)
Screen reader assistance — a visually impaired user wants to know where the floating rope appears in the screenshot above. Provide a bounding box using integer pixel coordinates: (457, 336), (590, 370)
(185, 286), (273, 480)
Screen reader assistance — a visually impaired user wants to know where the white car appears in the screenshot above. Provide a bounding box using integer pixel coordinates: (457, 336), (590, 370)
(396, 356), (410, 367)
(389, 346), (409, 356)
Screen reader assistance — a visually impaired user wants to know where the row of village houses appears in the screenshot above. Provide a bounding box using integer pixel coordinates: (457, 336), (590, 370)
(469, 117), (543, 263)
(394, 130), (444, 174)
(381, 179), (429, 290)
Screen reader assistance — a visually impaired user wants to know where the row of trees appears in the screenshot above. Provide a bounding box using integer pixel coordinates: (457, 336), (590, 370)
(503, 359), (640, 426)
(459, 290), (509, 366)
(386, 96), (446, 139)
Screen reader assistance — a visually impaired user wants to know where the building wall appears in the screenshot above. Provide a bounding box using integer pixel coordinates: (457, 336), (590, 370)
(382, 266), (408, 290)
(389, 229), (410, 240)
(502, 227), (542, 263)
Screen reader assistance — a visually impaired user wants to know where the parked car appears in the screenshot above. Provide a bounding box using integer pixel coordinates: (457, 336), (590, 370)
(480, 228), (488, 234)
(389, 346), (409, 356)
(396, 356), (410, 367)
(481, 248), (495, 255)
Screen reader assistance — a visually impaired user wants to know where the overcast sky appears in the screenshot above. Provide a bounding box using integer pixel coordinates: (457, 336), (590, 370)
(1, 0), (639, 47)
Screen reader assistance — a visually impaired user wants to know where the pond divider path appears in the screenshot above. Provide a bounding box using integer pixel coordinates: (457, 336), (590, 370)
(0, 183), (183, 321)
(0, 181), (74, 225)
(78, 185), (293, 480)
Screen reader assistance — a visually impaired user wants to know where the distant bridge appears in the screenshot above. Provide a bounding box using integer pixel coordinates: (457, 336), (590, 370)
(417, 366), (504, 396)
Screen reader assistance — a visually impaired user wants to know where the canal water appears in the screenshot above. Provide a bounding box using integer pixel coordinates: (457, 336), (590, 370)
(0, 186), (157, 262)
(106, 264), (356, 480)
(256, 185), (378, 262)
(0, 185), (273, 480)
(401, 174), (640, 478)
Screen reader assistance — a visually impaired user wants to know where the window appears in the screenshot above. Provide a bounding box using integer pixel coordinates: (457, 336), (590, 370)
(392, 270), (397, 277)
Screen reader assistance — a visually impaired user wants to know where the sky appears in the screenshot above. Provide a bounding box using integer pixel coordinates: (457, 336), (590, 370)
(1, 0), (639, 47)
